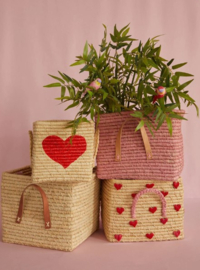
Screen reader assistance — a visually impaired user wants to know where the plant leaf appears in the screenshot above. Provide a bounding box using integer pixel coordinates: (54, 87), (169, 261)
(177, 92), (195, 102)
(48, 74), (64, 84)
(177, 79), (194, 91)
(83, 41), (88, 59)
(175, 72), (194, 77)
(166, 116), (172, 136)
(61, 86), (66, 101)
(172, 62), (187, 69)
(157, 113), (166, 130)
(166, 86), (175, 93)
(44, 83), (61, 88)
(70, 60), (85, 66)
(65, 101), (79, 110)
(135, 120), (144, 131)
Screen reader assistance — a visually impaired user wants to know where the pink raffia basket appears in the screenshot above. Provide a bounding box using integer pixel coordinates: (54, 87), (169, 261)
(96, 110), (184, 181)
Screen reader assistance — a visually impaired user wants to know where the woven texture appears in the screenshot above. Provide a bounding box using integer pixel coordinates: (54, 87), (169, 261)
(1, 166), (100, 251)
(97, 111), (184, 181)
(102, 177), (184, 242)
(32, 120), (97, 183)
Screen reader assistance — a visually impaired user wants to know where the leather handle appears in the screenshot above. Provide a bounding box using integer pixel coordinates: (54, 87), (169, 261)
(29, 130), (33, 166)
(115, 119), (152, 161)
(16, 184), (51, 229)
(131, 188), (167, 219)
(93, 129), (99, 166)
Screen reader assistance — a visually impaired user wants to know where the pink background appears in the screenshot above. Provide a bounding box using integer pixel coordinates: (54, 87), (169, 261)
(0, 0), (200, 269)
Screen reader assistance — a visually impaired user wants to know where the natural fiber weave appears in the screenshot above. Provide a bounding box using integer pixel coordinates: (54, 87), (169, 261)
(102, 177), (184, 242)
(97, 111), (184, 181)
(1, 166), (100, 251)
(32, 120), (98, 183)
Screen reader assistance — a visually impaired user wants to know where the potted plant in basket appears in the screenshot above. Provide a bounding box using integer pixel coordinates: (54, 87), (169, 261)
(44, 24), (198, 181)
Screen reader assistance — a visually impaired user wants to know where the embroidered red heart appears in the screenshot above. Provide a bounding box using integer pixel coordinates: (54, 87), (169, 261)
(114, 234), (122, 241)
(129, 220), (137, 227)
(146, 233), (154, 239)
(173, 230), (181, 237)
(114, 183), (122, 190)
(174, 204), (181, 211)
(173, 182), (179, 189)
(42, 135), (86, 169)
(146, 184), (154, 188)
(116, 207), (124, 214)
(131, 193), (136, 198)
(149, 207), (157, 213)
(161, 191), (168, 197)
(160, 218), (168, 224)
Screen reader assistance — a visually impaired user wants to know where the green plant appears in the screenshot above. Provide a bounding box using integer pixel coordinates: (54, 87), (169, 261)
(44, 24), (198, 135)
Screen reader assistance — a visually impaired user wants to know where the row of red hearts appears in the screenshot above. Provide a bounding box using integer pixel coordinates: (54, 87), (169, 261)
(114, 230), (181, 241)
(116, 204), (181, 215)
(114, 182), (180, 190)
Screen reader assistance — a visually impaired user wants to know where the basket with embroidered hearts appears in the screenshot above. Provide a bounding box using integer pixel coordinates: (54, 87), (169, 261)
(96, 110), (184, 181)
(1, 166), (100, 251)
(102, 178), (184, 242)
(31, 120), (99, 183)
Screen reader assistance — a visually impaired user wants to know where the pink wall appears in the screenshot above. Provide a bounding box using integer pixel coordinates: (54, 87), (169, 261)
(0, 0), (199, 198)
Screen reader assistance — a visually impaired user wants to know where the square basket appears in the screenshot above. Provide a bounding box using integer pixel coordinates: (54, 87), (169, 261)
(102, 177), (184, 242)
(31, 120), (99, 183)
(97, 111), (184, 181)
(1, 166), (100, 251)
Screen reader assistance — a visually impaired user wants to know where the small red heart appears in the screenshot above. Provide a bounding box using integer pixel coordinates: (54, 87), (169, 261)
(173, 230), (181, 237)
(146, 184), (154, 188)
(161, 191), (168, 197)
(149, 207), (157, 213)
(129, 220), (137, 227)
(131, 193), (136, 198)
(174, 204), (181, 211)
(160, 218), (168, 224)
(116, 207), (124, 214)
(114, 184), (122, 190)
(173, 182), (179, 189)
(114, 234), (122, 241)
(146, 233), (154, 239)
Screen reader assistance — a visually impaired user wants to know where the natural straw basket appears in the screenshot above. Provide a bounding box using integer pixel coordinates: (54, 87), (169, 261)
(102, 178), (184, 242)
(1, 166), (100, 251)
(31, 120), (99, 183)
(96, 111), (184, 181)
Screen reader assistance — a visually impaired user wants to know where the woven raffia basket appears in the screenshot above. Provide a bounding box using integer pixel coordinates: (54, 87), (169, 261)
(96, 111), (184, 181)
(31, 120), (99, 183)
(102, 178), (184, 242)
(1, 166), (100, 251)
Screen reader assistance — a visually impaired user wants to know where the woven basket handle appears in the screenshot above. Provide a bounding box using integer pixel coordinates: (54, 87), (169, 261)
(115, 119), (152, 162)
(16, 184), (51, 229)
(131, 188), (167, 219)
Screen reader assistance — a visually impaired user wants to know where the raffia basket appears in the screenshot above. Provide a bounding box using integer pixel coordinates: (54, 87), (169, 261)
(1, 166), (100, 251)
(102, 177), (184, 242)
(31, 120), (99, 183)
(96, 111), (184, 181)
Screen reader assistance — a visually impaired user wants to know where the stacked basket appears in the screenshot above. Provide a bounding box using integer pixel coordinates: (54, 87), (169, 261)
(97, 111), (184, 242)
(1, 120), (100, 251)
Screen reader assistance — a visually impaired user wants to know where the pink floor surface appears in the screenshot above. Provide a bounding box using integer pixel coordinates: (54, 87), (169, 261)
(0, 198), (199, 270)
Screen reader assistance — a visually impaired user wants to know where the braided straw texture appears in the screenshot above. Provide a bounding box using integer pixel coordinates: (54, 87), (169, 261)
(1, 166), (100, 251)
(102, 178), (184, 242)
(97, 111), (184, 181)
(32, 120), (98, 183)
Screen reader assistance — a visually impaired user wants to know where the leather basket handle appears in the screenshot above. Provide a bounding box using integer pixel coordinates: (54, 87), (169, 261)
(29, 130), (33, 166)
(93, 129), (99, 166)
(115, 119), (152, 162)
(16, 184), (51, 229)
(131, 188), (167, 219)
